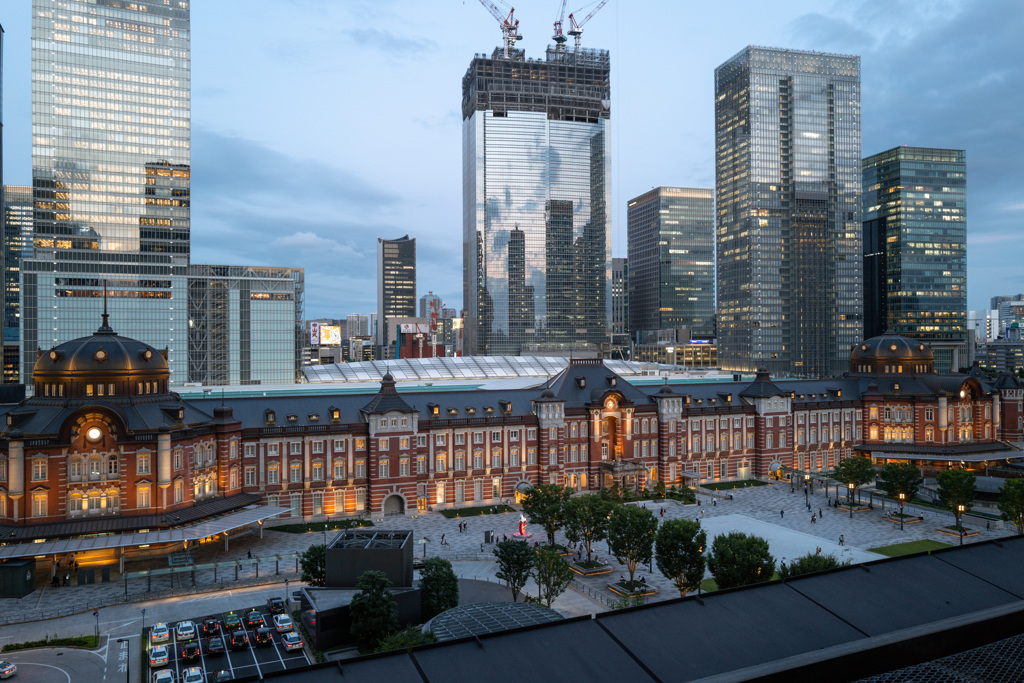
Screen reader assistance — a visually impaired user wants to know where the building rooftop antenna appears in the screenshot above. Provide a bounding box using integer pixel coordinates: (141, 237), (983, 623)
(567, 0), (609, 52)
(477, 0), (523, 58)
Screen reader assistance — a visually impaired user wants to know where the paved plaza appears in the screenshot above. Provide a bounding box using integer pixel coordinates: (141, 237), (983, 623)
(0, 479), (1014, 645)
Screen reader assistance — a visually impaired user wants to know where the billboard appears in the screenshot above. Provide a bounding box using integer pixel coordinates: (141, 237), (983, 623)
(309, 322), (320, 345)
(319, 325), (342, 346)
(399, 323), (430, 334)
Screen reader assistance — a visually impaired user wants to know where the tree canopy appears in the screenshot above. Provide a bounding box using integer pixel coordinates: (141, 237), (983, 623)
(654, 518), (706, 597)
(878, 461), (923, 506)
(299, 543), (326, 587)
(707, 531), (775, 590)
(521, 484), (574, 546)
(832, 456), (876, 499)
(349, 570), (399, 652)
(999, 478), (1024, 535)
(779, 552), (846, 579)
(418, 557), (459, 621)
(936, 469), (977, 529)
(607, 505), (658, 584)
(564, 494), (614, 563)
(530, 546), (574, 607)
(493, 539), (533, 602)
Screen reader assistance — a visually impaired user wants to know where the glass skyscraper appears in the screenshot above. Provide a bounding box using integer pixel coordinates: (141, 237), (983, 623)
(376, 235), (416, 349)
(627, 187), (715, 339)
(24, 0), (191, 382)
(715, 46), (863, 378)
(463, 46), (611, 356)
(863, 146), (967, 372)
(3, 186), (32, 383)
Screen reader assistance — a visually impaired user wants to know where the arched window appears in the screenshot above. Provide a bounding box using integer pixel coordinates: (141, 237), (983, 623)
(580, 472), (588, 488)
(649, 467), (657, 483)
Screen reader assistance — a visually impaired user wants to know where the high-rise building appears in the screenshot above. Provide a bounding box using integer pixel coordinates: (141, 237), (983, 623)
(462, 46), (611, 356)
(2, 186), (31, 383)
(627, 187), (715, 339)
(715, 46), (863, 378)
(610, 257), (628, 343)
(186, 265), (304, 385)
(863, 147), (967, 372)
(345, 314), (369, 340)
(376, 235), (416, 348)
(23, 0), (191, 383)
(419, 292), (442, 319)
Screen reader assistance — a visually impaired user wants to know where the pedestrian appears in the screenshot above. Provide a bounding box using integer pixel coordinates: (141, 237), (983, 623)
(781, 509), (785, 519)
(701, 509), (705, 517)
(660, 508), (665, 517)
(987, 521), (991, 531)
(64, 572), (70, 586)
(247, 549), (252, 559)
(839, 535), (844, 546)
(713, 498), (717, 507)
(441, 533), (447, 546)
(811, 513), (816, 523)
(819, 508), (823, 518)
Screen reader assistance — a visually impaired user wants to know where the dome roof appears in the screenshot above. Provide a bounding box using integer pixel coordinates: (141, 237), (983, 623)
(32, 315), (169, 379)
(849, 332), (934, 375)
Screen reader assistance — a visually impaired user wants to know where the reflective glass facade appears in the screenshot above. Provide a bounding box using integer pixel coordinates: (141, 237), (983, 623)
(3, 186), (33, 383)
(463, 47), (611, 356)
(376, 235), (416, 347)
(863, 146), (967, 372)
(25, 0), (191, 382)
(715, 46), (862, 378)
(627, 187), (715, 338)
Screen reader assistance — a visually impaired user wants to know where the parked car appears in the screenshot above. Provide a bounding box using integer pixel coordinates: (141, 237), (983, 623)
(230, 630), (248, 651)
(148, 645), (169, 668)
(182, 666), (204, 683)
(273, 613), (294, 632)
(223, 612), (242, 631)
(0, 661), (16, 679)
(150, 623), (170, 644)
(176, 620), (197, 641)
(266, 597), (286, 614)
(245, 611), (265, 630)
(202, 618), (222, 637)
(211, 671), (233, 683)
(152, 670), (174, 683)
(254, 627), (273, 647)
(281, 632), (303, 652)
(182, 641), (201, 662)
(206, 635), (226, 655)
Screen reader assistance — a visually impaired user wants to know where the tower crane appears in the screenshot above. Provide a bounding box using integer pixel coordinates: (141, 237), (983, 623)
(552, 0), (568, 50)
(477, 0), (522, 58)
(567, 0), (609, 52)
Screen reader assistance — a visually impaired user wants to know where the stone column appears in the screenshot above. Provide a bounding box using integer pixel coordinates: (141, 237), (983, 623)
(9, 436), (24, 523)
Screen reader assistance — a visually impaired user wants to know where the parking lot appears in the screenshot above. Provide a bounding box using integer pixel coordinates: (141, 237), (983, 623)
(146, 601), (309, 681)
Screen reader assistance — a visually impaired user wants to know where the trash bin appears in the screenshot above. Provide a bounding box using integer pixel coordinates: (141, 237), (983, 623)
(484, 530), (494, 544)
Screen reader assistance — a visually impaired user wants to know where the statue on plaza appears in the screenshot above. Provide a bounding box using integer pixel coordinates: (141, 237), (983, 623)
(518, 512), (527, 537)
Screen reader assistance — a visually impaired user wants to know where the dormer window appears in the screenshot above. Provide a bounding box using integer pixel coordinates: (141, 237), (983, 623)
(287, 414), (298, 422)
(309, 414), (320, 422)
(606, 376), (617, 388)
(575, 377), (586, 389)
(466, 407), (476, 415)
(429, 403), (439, 417)
(447, 408), (458, 416)
(265, 410), (276, 424)
(330, 407), (340, 421)
(484, 406), (494, 414)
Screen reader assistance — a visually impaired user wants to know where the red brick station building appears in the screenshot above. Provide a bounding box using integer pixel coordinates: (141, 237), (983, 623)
(1, 317), (1022, 542)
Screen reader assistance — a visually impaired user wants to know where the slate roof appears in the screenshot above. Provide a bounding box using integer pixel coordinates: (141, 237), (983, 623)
(359, 374), (415, 415)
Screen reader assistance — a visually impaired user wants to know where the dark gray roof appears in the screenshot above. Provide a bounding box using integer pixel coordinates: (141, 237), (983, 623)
(739, 368), (785, 398)
(540, 359), (651, 407)
(426, 601), (563, 642)
(360, 374), (415, 415)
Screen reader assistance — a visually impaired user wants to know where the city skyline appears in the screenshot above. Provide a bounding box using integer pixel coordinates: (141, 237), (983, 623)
(1, 1), (1021, 320)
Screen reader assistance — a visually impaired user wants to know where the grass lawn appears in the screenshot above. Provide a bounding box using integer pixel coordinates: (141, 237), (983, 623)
(868, 539), (952, 557)
(439, 504), (514, 518)
(269, 519), (372, 534)
(702, 480), (768, 491)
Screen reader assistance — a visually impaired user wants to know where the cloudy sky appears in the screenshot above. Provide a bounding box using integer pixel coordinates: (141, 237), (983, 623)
(2, 0), (1021, 320)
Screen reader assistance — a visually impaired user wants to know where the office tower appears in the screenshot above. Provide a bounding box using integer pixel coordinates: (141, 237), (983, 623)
(992, 294), (1024, 310)
(377, 235), (416, 348)
(345, 314), (369, 340)
(186, 265), (304, 385)
(611, 257), (628, 343)
(419, 292), (442, 319)
(863, 147), (967, 372)
(627, 187), (715, 340)
(3, 186), (31, 383)
(462, 46), (611, 356)
(23, 0), (191, 382)
(715, 46), (862, 378)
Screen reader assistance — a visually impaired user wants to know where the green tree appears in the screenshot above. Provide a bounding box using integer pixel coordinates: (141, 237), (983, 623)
(374, 626), (436, 653)
(707, 532), (774, 590)
(299, 543), (326, 587)
(607, 505), (658, 585)
(521, 483), (573, 546)
(563, 494), (614, 563)
(349, 570), (398, 652)
(936, 468), (977, 529)
(832, 456), (876, 505)
(531, 546), (574, 607)
(999, 478), (1024, 535)
(654, 518), (707, 597)
(493, 540), (533, 602)
(779, 552), (846, 579)
(418, 557), (459, 621)
(878, 462), (924, 509)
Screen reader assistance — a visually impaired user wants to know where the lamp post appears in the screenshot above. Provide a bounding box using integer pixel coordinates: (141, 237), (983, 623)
(847, 482), (854, 519)
(323, 523), (328, 547)
(958, 504), (965, 545)
(804, 475), (810, 507)
(898, 493), (906, 531)
(116, 638), (129, 683)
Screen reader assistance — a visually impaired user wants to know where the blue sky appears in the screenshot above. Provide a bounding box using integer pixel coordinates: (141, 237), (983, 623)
(2, 0), (1021, 320)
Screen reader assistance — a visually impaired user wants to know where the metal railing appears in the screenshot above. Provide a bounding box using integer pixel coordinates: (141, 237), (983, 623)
(569, 578), (617, 607)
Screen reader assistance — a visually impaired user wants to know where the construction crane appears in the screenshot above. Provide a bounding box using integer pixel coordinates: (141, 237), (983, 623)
(552, 0), (568, 50)
(477, 0), (522, 58)
(567, 0), (609, 52)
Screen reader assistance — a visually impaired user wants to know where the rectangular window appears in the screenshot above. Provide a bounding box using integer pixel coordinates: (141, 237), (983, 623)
(244, 444), (256, 458)
(417, 456), (425, 474)
(474, 479), (483, 501)
(138, 486), (151, 508)
(492, 431), (502, 443)
(174, 449), (182, 470)
(268, 466), (280, 485)
(527, 448), (536, 465)
(455, 453), (465, 471)
(491, 452), (501, 469)
(230, 441), (238, 459)
(510, 448), (520, 467)
(334, 490), (345, 513)
(436, 456), (447, 472)
(436, 482), (446, 505)
(474, 451), (483, 469)
(245, 467), (256, 486)
(268, 443), (280, 457)
(400, 458), (410, 477)
(455, 433), (465, 445)
(510, 429), (519, 441)
(312, 462), (324, 481)
(356, 459), (366, 477)
(290, 442), (302, 455)
(527, 428), (537, 440)
(33, 460), (46, 481)
(435, 434), (446, 446)
(32, 493), (47, 517)
(474, 432), (484, 444)
(492, 477), (501, 498)
(290, 463), (302, 483)
(416, 435), (427, 447)
(312, 492), (323, 516)
(290, 493), (302, 518)
(312, 441), (324, 454)
(400, 437), (410, 450)
(379, 459), (390, 478)
(137, 454), (151, 475)
(174, 480), (184, 503)
(456, 480), (465, 503)
(334, 461), (346, 480)
(379, 438), (389, 451)
(355, 488), (366, 511)
(333, 439), (346, 452)
(355, 438), (366, 450)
